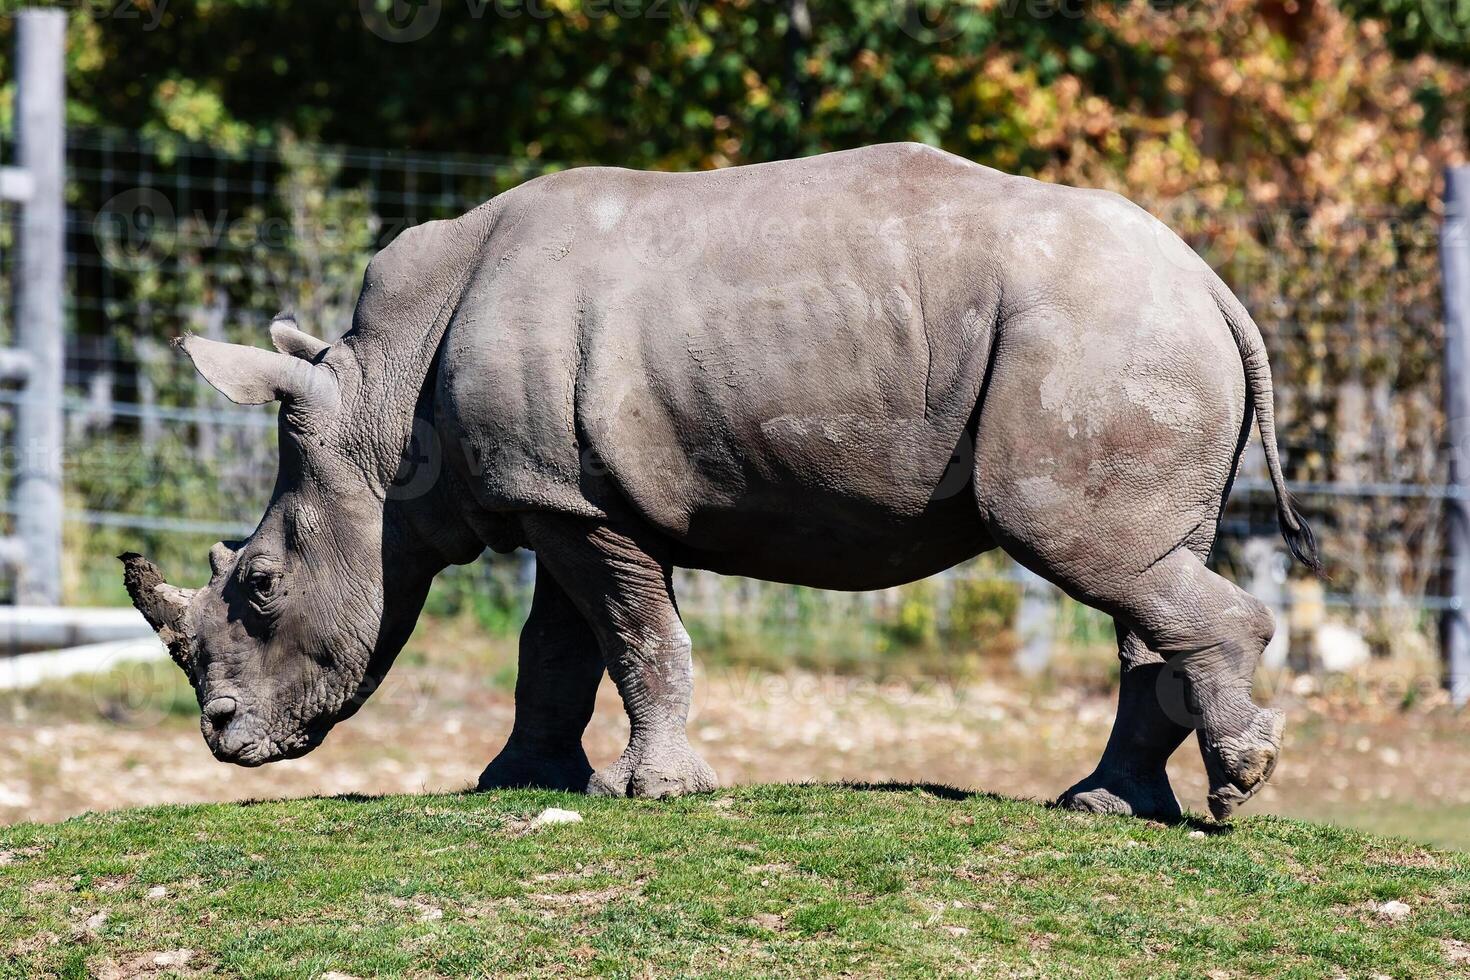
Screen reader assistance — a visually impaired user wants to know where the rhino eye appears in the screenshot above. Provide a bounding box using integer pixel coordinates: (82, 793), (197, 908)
(248, 570), (279, 595)
(242, 565), (284, 612)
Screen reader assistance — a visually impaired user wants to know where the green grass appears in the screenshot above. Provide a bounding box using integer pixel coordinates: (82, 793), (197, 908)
(2, 787), (1468, 978)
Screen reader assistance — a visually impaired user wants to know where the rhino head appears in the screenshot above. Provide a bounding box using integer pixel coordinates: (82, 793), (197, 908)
(121, 315), (451, 766)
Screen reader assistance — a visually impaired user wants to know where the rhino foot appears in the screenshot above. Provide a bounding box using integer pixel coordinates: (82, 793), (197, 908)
(1056, 767), (1182, 822)
(477, 739), (594, 793)
(1200, 707), (1284, 821)
(588, 739), (716, 799)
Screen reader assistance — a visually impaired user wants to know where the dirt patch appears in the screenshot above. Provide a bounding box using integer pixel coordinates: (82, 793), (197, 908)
(95, 949), (204, 978)
(529, 884), (636, 908)
(385, 895), (445, 922)
(8, 931), (59, 957)
(1364, 846), (1445, 869)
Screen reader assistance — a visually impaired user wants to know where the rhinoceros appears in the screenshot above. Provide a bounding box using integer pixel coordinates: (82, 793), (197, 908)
(122, 142), (1318, 821)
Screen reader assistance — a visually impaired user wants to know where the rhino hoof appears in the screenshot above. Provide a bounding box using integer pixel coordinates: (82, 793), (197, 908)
(476, 741), (594, 793)
(1201, 707), (1284, 821)
(588, 742), (717, 799)
(1056, 769), (1182, 822)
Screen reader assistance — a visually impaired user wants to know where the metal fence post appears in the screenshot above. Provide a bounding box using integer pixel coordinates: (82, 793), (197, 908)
(12, 10), (66, 606)
(1440, 166), (1470, 707)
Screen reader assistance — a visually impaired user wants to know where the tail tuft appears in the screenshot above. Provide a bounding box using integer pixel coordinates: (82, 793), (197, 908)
(1278, 492), (1322, 577)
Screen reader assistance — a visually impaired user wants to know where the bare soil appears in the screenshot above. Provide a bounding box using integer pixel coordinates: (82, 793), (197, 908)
(2, 620), (1467, 849)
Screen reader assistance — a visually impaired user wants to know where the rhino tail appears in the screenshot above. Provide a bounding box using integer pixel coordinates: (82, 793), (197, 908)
(1210, 275), (1324, 577)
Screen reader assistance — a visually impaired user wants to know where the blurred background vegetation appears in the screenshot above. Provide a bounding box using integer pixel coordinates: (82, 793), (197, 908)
(0, 0), (1467, 677)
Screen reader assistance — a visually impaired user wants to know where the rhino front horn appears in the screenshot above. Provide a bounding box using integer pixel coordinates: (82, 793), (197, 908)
(118, 552), (198, 679)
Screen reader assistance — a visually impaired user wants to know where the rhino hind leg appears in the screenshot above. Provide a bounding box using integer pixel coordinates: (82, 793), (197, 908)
(522, 514), (716, 799)
(478, 560), (604, 792)
(1075, 548), (1282, 821)
(976, 457), (1281, 818)
(1129, 550), (1283, 821)
(1056, 629), (1189, 821)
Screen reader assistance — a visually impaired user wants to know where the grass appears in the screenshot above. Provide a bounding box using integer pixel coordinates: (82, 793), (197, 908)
(1, 786), (1468, 978)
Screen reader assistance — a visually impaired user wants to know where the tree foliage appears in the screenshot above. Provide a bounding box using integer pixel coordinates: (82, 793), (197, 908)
(0, 0), (1455, 185)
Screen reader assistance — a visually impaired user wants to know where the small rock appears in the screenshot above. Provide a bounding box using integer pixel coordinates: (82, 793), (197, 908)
(146, 885), (167, 900)
(1189, 830), (1206, 839)
(152, 950), (193, 968)
(84, 911), (108, 932)
(1375, 900), (1412, 921)
(529, 807), (583, 830)
(1290, 674), (1318, 697)
(942, 925), (971, 936)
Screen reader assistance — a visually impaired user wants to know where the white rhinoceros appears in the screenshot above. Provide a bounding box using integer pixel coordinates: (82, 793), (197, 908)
(123, 143), (1317, 821)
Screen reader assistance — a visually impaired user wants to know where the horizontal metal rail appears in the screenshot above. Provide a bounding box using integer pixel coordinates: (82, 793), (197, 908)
(1235, 477), (1470, 501)
(0, 500), (253, 537)
(0, 389), (274, 428)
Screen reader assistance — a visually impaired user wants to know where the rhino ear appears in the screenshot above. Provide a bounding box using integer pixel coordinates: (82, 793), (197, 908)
(269, 314), (331, 363)
(177, 334), (338, 410)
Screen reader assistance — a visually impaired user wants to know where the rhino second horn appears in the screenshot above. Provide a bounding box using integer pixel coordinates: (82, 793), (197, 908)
(118, 553), (198, 680)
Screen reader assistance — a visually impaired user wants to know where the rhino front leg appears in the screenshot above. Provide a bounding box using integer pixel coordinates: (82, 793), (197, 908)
(478, 560), (605, 791)
(1057, 628), (1189, 821)
(523, 514), (716, 799)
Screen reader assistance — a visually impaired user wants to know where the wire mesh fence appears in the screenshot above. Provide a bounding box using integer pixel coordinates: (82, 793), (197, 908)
(0, 125), (1457, 673)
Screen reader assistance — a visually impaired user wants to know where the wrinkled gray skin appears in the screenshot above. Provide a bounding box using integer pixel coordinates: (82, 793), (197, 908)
(123, 143), (1319, 821)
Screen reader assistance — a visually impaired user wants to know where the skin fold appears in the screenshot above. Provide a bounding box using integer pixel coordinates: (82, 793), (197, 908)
(122, 143), (1318, 820)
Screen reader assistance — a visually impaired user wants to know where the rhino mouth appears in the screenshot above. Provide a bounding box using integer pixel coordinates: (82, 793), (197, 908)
(208, 719), (331, 767)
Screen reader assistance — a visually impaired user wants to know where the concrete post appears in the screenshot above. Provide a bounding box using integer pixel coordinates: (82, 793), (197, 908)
(1440, 166), (1470, 707)
(13, 10), (66, 605)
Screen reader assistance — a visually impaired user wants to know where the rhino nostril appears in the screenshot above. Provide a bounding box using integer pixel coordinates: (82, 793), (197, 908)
(204, 696), (237, 728)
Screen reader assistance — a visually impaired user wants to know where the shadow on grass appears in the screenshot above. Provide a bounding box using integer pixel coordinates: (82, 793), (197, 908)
(233, 779), (1229, 833)
(834, 779), (1227, 834)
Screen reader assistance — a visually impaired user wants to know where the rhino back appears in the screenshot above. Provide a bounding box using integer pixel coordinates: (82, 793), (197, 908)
(437, 144), (1218, 585)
